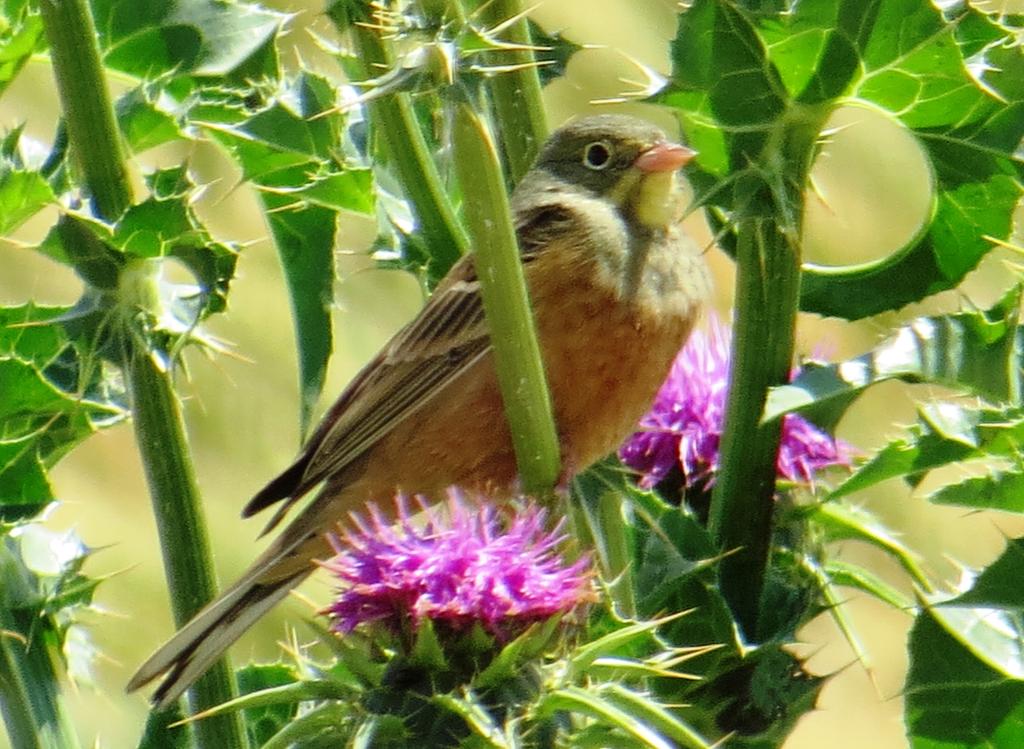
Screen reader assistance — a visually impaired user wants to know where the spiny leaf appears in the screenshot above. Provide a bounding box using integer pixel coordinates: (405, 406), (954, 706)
(826, 400), (1024, 515)
(0, 2), (43, 97)
(537, 686), (678, 749)
(765, 293), (1023, 430)
(0, 127), (55, 234)
(90, 0), (284, 80)
(906, 543), (1024, 749)
(822, 559), (914, 611)
(929, 469), (1024, 513)
(260, 702), (354, 749)
(234, 663), (302, 746)
(0, 304), (125, 520)
(944, 538), (1024, 610)
(663, 1), (1023, 320)
(199, 72), (375, 434)
(526, 20), (582, 86)
(432, 692), (509, 749)
(799, 3), (1024, 319)
(115, 82), (187, 153)
(658, 0), (788, 179)
(41, 167), (240, 319)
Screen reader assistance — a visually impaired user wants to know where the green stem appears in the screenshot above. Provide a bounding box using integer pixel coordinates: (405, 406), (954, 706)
(38, 0), (131, 220)
(451, 103), (560, 494)
(706, 103), (825, 641)
(40, 3), (247, 744)
(707, 211), (800, 641)
(123, 266), (247, 748)
(0, 636), (44, 749)
(328, 3), (470, 271)
(468, 0), (548, 183)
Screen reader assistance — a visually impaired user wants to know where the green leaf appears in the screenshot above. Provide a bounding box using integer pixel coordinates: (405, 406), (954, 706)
(538, 686), (678, 749)
(822, 559), (914, 611)
(798, 4), (1024, 319)
(663, 2), (1022, 320)
(42, 168), (240, 319)
(261, 199), (336, 436)
(599, 684), (711, 749)
(572, 460), (644, 615)
(681, 646), (822, 748)
(115, 82), (187, 153)
(475, 616), (560, 689)
(0, 2), (43, 96)
(90, 0), (284, 79)
(0, 304), (125, 520)
(0, 132), (55, 234)
(200, 72), (374, 433)
(432, 692), (509, 749)
(658, 0), (788, 178)
(906, 605), (1024, 747)
(260, 702), (354, 749)
(944, 538), (1024, 610)
(234, 663), (301, 746)
(569, 613), (690, 678)
(526, 20), (582, 86)
(765, 290), (1023, 430)
(826, 400), (1024, 514)
(409, 618), (448, 671)
(929, 469), (1024, 513)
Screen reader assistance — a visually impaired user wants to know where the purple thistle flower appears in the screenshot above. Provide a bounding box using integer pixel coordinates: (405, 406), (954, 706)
(321, 492), (593, 638)
(620, 316), (848, 490)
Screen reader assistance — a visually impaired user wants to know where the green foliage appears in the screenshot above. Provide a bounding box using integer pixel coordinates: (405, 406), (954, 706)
(201, 72), (374, 432)
(0, 521), (103, 748)
(0, 303), (124, 519)
(90, 0), (284, 80)
(766, 290), (1024, 430)
(0, 1), (42, 97)
(204, 606), (712, 748)
(906, 539), (1024, 748)
(662, 0), (1024, 321)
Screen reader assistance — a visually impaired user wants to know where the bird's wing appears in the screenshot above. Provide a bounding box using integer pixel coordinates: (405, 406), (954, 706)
(242, 199), (579, 528)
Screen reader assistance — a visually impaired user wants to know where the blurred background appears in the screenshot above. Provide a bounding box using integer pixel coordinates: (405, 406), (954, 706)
(2, 0), (1023, 746)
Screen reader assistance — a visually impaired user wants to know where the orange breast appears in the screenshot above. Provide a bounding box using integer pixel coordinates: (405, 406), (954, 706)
(340, 246), (701, 511)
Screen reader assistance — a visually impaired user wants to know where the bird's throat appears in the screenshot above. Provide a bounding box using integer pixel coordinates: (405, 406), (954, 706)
(630, 171), (679, 229)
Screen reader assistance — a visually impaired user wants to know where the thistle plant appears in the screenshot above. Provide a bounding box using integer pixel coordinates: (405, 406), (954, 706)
(191, 496), (713, 748)
(1, 0), (1023, 748)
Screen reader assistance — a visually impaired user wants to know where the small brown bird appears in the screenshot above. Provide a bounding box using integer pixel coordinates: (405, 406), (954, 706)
(128, 113), (710, 708)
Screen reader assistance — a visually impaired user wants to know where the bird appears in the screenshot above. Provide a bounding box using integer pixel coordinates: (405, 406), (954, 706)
(127, 113), (711, 709)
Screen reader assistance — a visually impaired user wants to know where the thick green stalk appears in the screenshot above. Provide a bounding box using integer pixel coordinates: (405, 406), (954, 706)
(329, 3), (470, 268)
(122, 264), (247, 746)
(468, 0), (548, 183)
(706, 103), (824, 641)
(38, 0), (130, 220)
(707, 212), (800, 640)
(40, 2), (247, 744)
(451, 103), (560, 493)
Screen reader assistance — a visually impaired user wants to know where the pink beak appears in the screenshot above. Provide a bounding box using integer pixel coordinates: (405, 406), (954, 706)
(634, 141), (697, 173)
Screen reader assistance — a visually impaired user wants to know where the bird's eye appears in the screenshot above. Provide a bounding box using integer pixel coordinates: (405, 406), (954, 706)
(582, 141), (613, 170)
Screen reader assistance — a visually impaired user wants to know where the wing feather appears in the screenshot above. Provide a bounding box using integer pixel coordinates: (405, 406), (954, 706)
(243, 197), (580, 525)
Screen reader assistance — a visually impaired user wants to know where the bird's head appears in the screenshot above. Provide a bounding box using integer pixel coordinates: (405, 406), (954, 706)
(531, 114), (697, 229)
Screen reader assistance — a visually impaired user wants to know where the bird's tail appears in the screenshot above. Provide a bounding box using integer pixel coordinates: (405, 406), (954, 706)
(127, 530), (328, 710)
